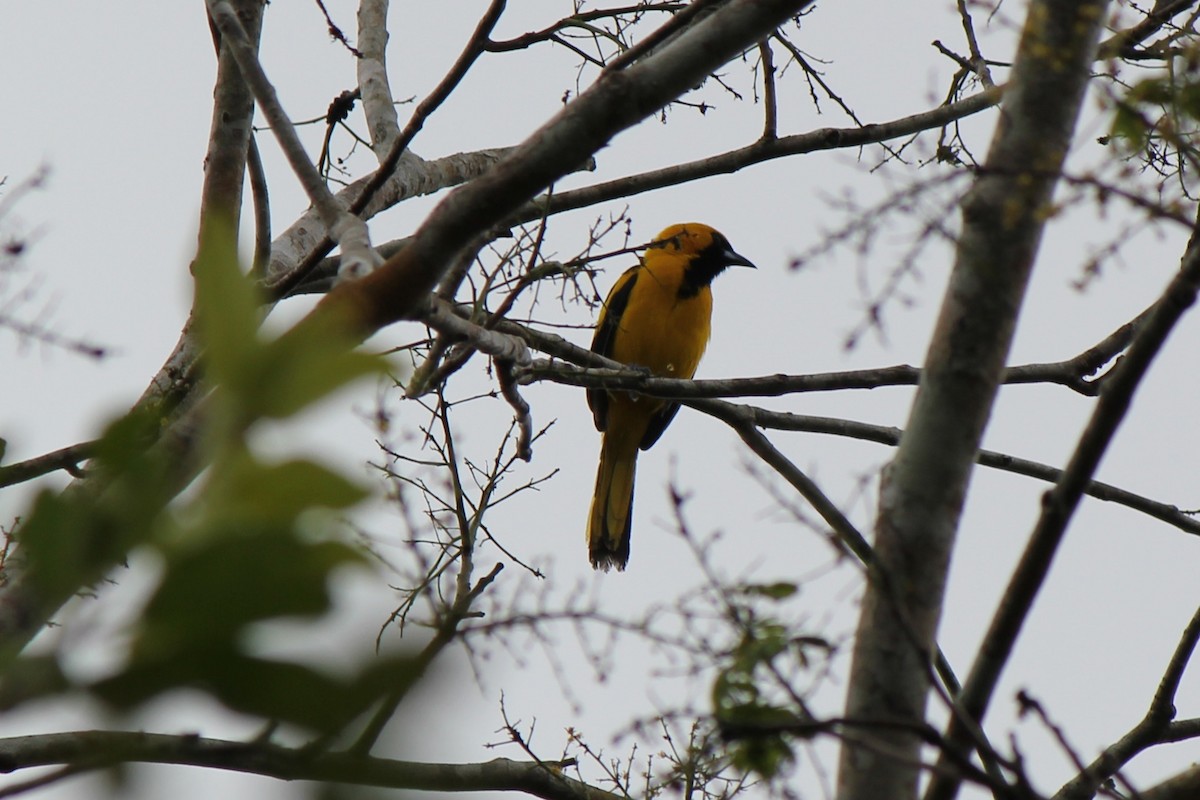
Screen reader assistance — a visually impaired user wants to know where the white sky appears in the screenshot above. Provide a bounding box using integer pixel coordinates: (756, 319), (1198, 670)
(3, 2), (1200, 799)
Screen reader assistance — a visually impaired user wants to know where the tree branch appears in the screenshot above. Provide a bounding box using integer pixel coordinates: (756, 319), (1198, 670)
(0, 730), (617, 800)
(356, 0), (401, 158)
(313, 0), (816, 337)
(926, 189), (1200, 800)
(1053, 604), (1200, 800)
(0, 441), (98, 489)
(1142, 763), (1200, 800)
(197, 0), (265, 246)
(839, 0), (1112, 796)
(512, 87), (1001, 226)
(208, 1), (381, 278)
(299, 88), (1000, 294)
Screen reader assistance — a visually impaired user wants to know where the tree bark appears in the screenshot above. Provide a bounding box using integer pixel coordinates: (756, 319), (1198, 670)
(835, 1), (1111, 798)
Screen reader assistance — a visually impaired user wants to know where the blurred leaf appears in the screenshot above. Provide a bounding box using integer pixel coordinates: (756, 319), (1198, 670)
(134, 533), (365, 658)
(249, 313), (388, 419)
(192, 219), (263, 396)
(1109, 104), (1150, 152)
(718, 702), (797, 779)
(203, 452), (370, 526)
(17, 490), (105, 601)
(1178, 81), (1200, 121)
(19, 410), (172, 602)
(192, 223), (386, 422)
(95, 648), (421, 733)
(744, 582), (798, 600)
(0, 654), (70, 711)
(1126, 77), (1173, 105)
(89, 408), (178, 534)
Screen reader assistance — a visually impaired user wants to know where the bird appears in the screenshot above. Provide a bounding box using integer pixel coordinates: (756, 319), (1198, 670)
(586, 223), (755, 571)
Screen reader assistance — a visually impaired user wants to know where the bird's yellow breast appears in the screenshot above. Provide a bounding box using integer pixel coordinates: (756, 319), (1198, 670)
(609, 259), (712, 380)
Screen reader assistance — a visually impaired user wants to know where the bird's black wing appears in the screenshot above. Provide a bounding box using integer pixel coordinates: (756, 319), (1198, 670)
(638, 403), (681, 450)
(588, 266), (639, 432)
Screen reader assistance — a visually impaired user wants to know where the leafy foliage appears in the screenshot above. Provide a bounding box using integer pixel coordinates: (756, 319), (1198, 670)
(14, 224), (409, 733)
(710, 582), (812, 780)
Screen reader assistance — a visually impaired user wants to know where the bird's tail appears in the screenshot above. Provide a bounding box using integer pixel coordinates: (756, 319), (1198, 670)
(588, 433), (638, 571)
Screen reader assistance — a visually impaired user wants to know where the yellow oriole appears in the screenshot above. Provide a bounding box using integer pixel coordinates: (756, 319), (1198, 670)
(587, 223), (755, 571)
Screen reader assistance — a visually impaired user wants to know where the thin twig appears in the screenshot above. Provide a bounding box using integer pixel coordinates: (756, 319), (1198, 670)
(1053, 604), (1200, 800)
(758, 40), (778, 141)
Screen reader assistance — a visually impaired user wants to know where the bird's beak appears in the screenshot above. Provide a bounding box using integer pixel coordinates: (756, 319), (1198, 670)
(723, 247), (757, 269)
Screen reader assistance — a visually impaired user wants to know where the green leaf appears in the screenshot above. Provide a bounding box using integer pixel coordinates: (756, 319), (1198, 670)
(1178, 81), (1200, 122)
(190, 212), (387, 424)
(0, 654), (70, 711)
(94, 648), (420, 732)
(130, 532), (364, 665)
(203, 452), (370, 527)
(1109, 104), (1150, 152)
(248, 313), (388, 419)
(1127, 76), (1173, 105)
(192, 219), (264, 396)
(744, 582), (798, 600)
(718, 702), (798, 779)
(18, 410), (173, 602)
(17, 490), (104, 602)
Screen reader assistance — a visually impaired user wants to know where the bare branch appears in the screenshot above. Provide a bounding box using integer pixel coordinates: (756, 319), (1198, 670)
(1097, 0), (1200, 58)
(1142, 763), (1200, 800)
(208, 1), (381, 279)
(928, 204), (1200, 800)
(1054, 605), (1200, 800)
(298, 86), (1000, 299)
(0, 730), (617, 800)
(316, 0), (816, 337)
(357, 0), (401, 157)
(0, 441), (98, 489)
(198, 0), (265, 243)
(424, 296), (531, 367)
(839, 0), (1112, 794)
(515, 88), (1001, 225)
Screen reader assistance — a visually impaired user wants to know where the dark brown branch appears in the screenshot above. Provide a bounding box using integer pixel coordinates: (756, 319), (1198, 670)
(954, 0), (994, 87)
(1053, 605), (1200, 800)
(1142, 762), (1200, 800)
(0, 730), (616, 800)
(246, 136), (271, 278)
(288, 89), (1002, 295)
(1097, 0), (1200, 58)
(517, 352), (1118, 398)
(514, 87), (1000, 226)
(758, 40), (778, 141)
(0, 442), (99, 489)
(484, 4), (685, 53)
(318, 0), (816, 338)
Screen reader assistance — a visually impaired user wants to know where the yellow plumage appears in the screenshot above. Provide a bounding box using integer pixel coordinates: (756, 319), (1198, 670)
(586, 223), (754, 571)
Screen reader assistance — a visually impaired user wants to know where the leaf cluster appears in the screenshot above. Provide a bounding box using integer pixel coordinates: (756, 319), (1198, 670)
(11, 225), (415, 734)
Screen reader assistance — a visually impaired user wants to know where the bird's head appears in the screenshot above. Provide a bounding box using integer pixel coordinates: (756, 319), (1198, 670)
(647, 223), (756, 292)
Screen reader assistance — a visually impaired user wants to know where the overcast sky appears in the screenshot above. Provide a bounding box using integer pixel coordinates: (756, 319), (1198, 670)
(3, 2), (1200, 799)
